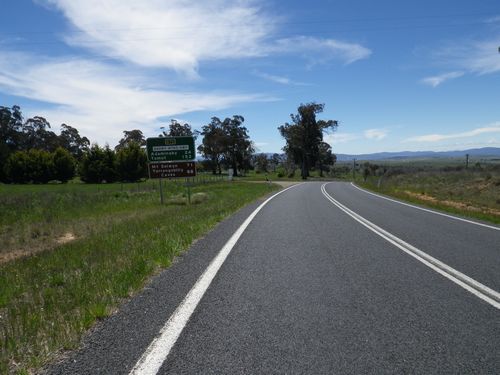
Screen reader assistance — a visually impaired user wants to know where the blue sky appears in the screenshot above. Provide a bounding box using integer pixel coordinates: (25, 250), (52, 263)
(1, 0), (499, 154)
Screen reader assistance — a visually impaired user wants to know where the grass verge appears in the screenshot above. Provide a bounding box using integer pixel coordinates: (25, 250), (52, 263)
(355, 169), (500, 225)
(0, 181), (279, 373)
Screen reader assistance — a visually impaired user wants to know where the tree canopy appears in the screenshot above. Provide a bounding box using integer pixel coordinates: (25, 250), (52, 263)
(197, 116), (253, 176)
(278, 103), (338, 179)
(115, 130), (146, 150)
(160, 119), (196, 138)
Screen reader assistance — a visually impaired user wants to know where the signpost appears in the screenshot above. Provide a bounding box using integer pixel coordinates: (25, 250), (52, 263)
(146, 136), (196, 204)
(148, 161), (196, 179)
(146, 136), (195, 162)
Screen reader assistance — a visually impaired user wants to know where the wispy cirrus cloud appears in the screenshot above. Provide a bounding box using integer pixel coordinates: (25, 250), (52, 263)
(41, 0), (275, 77)
(324, 133), (359, 145)
(0, 51), (272, 144)
(420, 71), (464, 87)
(429, 38), (500, 76)
(404, 122), (500, 142)
(272, 36), (372, 65)
(421, 33), (500, 87)
(363, 128), (388, 140)
(39, 0), (372, 77)
(253, 71), (310, 86)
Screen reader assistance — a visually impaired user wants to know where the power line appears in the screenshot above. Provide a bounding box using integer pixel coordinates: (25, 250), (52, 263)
(0, 20), (491, 47)
(0, 10), (496, 35)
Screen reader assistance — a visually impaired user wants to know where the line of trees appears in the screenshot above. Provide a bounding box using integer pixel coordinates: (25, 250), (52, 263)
(0, 106), (206, 184)
(1, 102), (339, 184)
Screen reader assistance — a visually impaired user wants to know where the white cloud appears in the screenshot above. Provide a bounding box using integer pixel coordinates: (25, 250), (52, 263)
(433, 38), (500, 76)
(41, 0), (275, 77)
(38, 1), (371, 76)
(405, 122), (500, 142)
(272, 36), (372, 65)
(0, 51), (272, 145)
(363, 128), (388, 140)
(420, 71), (464, 87)
(253, 71), (311, 86)
(255, 72), (292, 85)
(324, 133), (359, 145)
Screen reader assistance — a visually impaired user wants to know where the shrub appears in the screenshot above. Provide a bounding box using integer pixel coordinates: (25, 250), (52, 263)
(27, 149), (54, 183)
(4, 151), (31, 183)
(53, 147), (76, 183)
(79, 144), (117, 183)
(276, 166), (286, 178)
(116, 142), (147, 182)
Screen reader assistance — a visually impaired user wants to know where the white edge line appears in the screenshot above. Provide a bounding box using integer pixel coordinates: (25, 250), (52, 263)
(321, 183), (500, 310)
(350, 182), (500, 231)
(129, 183), (304, 375)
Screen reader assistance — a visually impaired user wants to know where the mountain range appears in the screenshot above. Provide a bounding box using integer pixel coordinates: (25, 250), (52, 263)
(335, 147), (500, 161)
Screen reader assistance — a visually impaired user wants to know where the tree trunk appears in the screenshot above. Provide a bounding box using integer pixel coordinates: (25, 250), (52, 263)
(232, 159), (238, 177)
(301, 158), (308, 180)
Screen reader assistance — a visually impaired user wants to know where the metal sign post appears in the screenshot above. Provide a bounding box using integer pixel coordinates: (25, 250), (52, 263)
(146, 136), (196, 204)
(159, 178), (164, 205)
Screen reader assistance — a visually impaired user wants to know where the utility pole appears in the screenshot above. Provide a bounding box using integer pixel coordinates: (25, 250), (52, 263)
(465, 153), (469, 169)
(352, 158), (356, 180)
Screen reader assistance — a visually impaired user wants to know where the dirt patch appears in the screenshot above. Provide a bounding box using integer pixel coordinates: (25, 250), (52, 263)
(404, 191), (500, 216)
(0, 232), (77, 264)
(56, 232), (77, 245)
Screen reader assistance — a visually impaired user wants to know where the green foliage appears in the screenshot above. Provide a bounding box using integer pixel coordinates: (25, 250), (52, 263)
(160, 119), (196, 138)
(116, 142), (147, 182)
(198, 116), (253, 176)
(4, 149), (55, 184)
(254, 153), (269, 173)
(0, 106), (24, 181)
(79, 144), (117, 183)
(278, 103), (338, 179)
(59, 124), (90, 160)
(26, 149), (54, 183)
(198, 118), (226, 174)
(276, 166), (286, 178)
(53, 147), (76, 183)
(22, 117), (59, 152)
(115, 129), (146, 151)
(3, 151), (31, 183)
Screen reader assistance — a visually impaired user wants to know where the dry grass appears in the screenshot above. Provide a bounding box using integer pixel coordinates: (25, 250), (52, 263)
(358, 165), (500, 224)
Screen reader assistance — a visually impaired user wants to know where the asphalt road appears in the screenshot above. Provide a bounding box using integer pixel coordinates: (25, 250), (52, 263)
(46, 181), (500, 375)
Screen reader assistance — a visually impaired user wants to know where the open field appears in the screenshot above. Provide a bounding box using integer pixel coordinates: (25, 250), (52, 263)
(0, 179), (278, 374)
(352, 161), (500, 224)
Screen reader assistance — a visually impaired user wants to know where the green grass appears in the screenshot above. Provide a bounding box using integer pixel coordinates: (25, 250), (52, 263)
(0, 180), (279, 374)
(354, 166), (500, 224)
(238, 169), (335, 181)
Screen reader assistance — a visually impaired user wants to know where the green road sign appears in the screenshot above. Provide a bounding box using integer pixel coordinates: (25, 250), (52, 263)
(148, 161), (196, 179)
(146, 136), (195, 162)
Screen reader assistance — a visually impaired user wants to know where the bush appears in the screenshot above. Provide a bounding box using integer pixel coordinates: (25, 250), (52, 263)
(53, 147), (76, 182)
(116, 143), (147, 182)
(4, 149), (55, 183)
(79, 144), (117, 183)
(4, 151), (31, 183)
(27, 149), (54, 183)
(276, 166), (286, 178)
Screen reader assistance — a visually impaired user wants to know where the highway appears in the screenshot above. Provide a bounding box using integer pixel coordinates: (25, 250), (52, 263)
(46, 182), (500, 374)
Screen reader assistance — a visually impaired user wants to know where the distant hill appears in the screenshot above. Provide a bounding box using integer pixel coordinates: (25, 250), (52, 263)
(335, 147), (500, 161)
